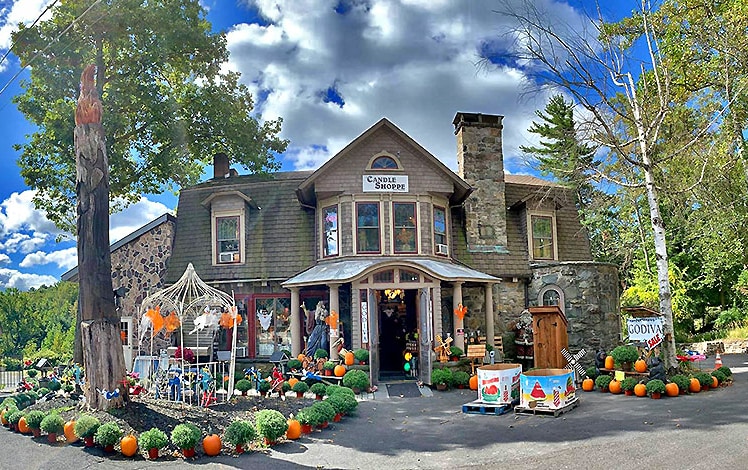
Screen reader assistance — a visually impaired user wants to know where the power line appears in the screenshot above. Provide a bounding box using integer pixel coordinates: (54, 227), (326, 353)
(0, 0), (60, 70)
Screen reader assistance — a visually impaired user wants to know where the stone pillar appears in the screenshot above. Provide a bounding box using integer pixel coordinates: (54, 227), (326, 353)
(452, 281), (464, 351)
(329, 284), (340, 361)
(290, 288), (301, 357)
(485, 283), (495, 349)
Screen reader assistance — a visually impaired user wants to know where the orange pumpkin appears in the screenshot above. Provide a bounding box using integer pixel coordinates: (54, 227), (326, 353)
(120, 434), (138, 457)
(689, 377), (701, 393)
(609, 380), (622, 394)
(288, 378), (299, 389)
(286, 419), (301, 440)
(203, 434), (222, 456)
(18, 416), (30, 434)
(344, 351), (355, 366)
(582, 378), (595, 391)
(64, 420), (78, 442)
(665, 382), (679, 397)
(604, 356), (614, 370)
(469, 375), (478, 390)
(711, 376), (719, 388)
(1, 410), (7, 425)
(634, 383), (647, 397)
(334, 365), (347, 377)
(297, 354), (306, 362)
(634, 359), (647, 373)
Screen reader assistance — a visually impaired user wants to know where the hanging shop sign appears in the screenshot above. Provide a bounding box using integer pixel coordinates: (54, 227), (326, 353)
(362, 174), (408, 192)
(627, 316), (664, 349)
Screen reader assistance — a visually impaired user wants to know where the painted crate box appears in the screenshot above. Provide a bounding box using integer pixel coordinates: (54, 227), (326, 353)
(520, 368), (577, 410)
(477, 363), (521, 404)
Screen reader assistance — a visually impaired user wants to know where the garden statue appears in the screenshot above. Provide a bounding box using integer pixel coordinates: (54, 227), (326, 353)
(647, 356), (667, 382)
(595, 349), (607, 373)
(168, 370), (182, 401)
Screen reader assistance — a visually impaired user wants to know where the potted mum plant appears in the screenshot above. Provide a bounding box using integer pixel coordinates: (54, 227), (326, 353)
(323, 361), (336, 376)
(287, 359), (303, 371)
(311, 400), (336, 429)
(235, 379), (253, 396)
(670, 374), (691, 395)
(431, 368), (453, 391)
(694, 372), (713, 391)
(171, 423), (201, 457)
(139, 427), (168, 459)
(595, 375), (612, 392)
(24, 410), (45, 437)
(6, 410), (22, 433)
(40, 412), (64, 443)
(342, 369), (370, 394)
(74, 414), (101, 447)
(621, 377), (638, 396)
(296, 409), (314, 434)
(255, 410), (288, 446)
(645, 379), (666, 399)
(225, 419), (257, 453)
(354, 348), (369, 365)
(326, 393), (347, 422)
(281, 381), (292, 396)
(94, 422), (123, 453)
(610, 345), (639, 371)
(292, 381), (309, 398)
(258, 380), (271, 397)
(310, 382), (327, 400)
(314, 348), (330, 361)
(452, 371), (470, 389)
(449, 346), (464, 362)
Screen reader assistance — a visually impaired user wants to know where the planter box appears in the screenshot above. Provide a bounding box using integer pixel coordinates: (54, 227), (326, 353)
(520, 368), (577, 410)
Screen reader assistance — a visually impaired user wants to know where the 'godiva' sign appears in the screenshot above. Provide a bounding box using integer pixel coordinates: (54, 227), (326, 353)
(362, 174), (408, 192)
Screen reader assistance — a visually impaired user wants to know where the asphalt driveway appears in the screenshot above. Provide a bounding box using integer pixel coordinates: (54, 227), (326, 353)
(3, 354), (747, 469)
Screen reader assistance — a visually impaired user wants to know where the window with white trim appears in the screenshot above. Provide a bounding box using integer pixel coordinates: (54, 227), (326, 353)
(356, 202), (381, 253)
(527, 211), (557, 260)
(433, 206), (447, 255)
(538, 285), (565, 313)
(216, 215), (242, 264)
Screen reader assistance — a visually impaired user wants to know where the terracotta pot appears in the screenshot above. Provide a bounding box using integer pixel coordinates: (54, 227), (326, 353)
(148, 447), (159, 459)
(84, 436), (95, 447)
(600, 386), (609, 393)
(47, 432), (57, 443)
(301, 424), (312, 435)
(315, 394), (323, 400)
(104, 444), (115, 453)
(260, 391), (267, 397)
(296, 392), (304, 398)
(325, 370), (333, 376)
(351, 387), (361, 394)
(451, 357), (459, 362)
(650, 392), (661, 399)
(316, 421), (329, 429)
(235, 444), (244, 454)
(264, 437), (275, 446)
(333, 413), (342, 422)
(182, 447), (195, 458)
(702, 385), (709, 392)
(436, 383), (447, 391)
(32, 428), (41, 438)
(624, 390), (634, 396)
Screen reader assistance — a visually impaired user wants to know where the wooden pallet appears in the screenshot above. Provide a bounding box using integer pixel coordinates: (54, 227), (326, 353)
(462, 399), (517, 415)
(514, 398), (579, 417)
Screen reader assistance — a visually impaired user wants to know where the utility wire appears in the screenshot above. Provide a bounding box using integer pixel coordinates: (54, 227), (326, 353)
(0, 0), (60, 69)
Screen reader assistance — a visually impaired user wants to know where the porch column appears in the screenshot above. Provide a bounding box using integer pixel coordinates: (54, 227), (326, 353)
(485, 283), (495, 350)
(290, 287), (302, 357)
(329, 283), (340, 361)
(452, 281), (464, 352)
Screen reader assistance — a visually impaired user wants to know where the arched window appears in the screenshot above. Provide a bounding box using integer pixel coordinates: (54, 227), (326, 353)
(371, 155), (399, 169)
(538, 285), (564, 311)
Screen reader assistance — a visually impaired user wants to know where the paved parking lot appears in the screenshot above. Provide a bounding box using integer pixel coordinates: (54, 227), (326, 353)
(3, 354), (747, 469)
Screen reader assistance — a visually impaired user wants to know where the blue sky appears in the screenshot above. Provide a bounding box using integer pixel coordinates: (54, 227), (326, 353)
(0, 0), (632, 289)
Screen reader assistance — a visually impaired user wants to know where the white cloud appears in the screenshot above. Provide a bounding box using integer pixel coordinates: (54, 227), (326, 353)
(0, 190), (62, 237)
(19, 247), (77, 269)
(109, 197), (172, 243)
(0, 268), (57, 290)
(0, 253), (9, 265)
(0, 0), (56, 71)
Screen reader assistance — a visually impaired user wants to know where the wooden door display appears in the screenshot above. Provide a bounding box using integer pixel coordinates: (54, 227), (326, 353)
(530, 306), (568, 369)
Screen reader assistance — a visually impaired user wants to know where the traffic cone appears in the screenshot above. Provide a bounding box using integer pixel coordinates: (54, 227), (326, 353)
(714, 353), (723, 369)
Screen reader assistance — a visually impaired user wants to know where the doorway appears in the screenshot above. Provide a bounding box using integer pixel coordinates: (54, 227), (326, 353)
(378, 289), (418, 380)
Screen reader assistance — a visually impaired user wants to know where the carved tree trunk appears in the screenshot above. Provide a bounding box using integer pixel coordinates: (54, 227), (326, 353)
(75, 65), (128, 410)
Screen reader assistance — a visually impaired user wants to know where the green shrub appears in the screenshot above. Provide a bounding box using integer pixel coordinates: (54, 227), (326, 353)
(1, 397), (17, 409)
(310, 383), (327, 397)
(717, 365), (732, 377)
(339, 394), (359, 415)
(26, 390), (39, 403)
(670, 374), (691, 393)
(325, 384), (351, 397)
(255, 410), (288, 442)
(170, 423), (202, 449)
(323, 360), (336, 370)
(63, 384), (74, 393)
(37, 387), (49, 397)
(6, 410), (23, 426)
(259, 381), (271, 393)
(645, 379), (665, 395)
(711, 369), (726, 384)
(292, 381), (309, 393)
(225, 420), (257, 446)
(74, 414), (101, 438)
(311, 400), (336, 423)
(24, 410), (45, 429)
(595, 375), (612, 390)
(4, 357), (23, 371)
(39, 413), (64, 434)
(621, 377), (638, 392)
(449, 346), (463, 358)
(314, 348), (329, 360)
(342, 369), (370, 391)
(431, 368), (453, 387)
(452, 371), (470, 387)
(48, 380), (61, 392)
(139, 428), (168, 450)
(610, 346), (639, 366)
(287, 359), (303, 370)
(585, 366), (598, 380)
(353, 349), (369, 363)
(95, 422), (123, 446)
(296, 407), (321, 426)
(281, 381), (291, 393)
(694, 372), (713, 387)
(26, 369), (39, 378)
(326, 393), (347, 415)
(235, 379), (253, 393)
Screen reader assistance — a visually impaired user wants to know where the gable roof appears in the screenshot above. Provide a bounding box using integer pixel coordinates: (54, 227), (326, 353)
(296, 118), (472, 205)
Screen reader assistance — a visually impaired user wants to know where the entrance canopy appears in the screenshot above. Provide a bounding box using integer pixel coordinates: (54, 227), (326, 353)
(282, 257), (499, 288)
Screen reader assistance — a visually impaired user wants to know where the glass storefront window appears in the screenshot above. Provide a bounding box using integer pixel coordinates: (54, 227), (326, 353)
(255, 297), (292, 357)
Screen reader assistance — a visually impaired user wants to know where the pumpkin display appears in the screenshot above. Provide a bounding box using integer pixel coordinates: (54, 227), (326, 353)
(334, 365), (347, 377)
(120, 434), (138, 457)
(582, 378), (595, 391)
(634, 359), (647, 373)
(469, 375), (479, 390)
(711, 376), (719, 388)
(344, 351), (355, 366)
(689, 377), (701, 393)
(604, 355), (614, 370)
(286, 419), (301, 440)
(203, 434), (222, 456)
(608, 380), (622, 394)
(634, 383), (647, 397)
(64, 420), (78, 442)
(297, 354), (306, 362)
(288, 378), (299, 389)
(665, 382), (679, 397)
(18, 417), (30, 434)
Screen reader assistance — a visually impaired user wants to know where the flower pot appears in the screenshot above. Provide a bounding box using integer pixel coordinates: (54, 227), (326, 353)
(31, 428), (41, 438)
(316, 421), (329, 429)
(104, 444), (115, 453)
(650, 392), (661, 399)
(622, 362), (632, 372)
(333, 413), (342, 422)
(600, 386), (609, 393)
(296, 392), (304, 398)
(624, 390), (633, 396)
(47, 432), (57, 443)
(315, 394), (323, 400)
(325, 370), (333, 376)
(301, 424), (312, 435)
(451, 357), (459, 362)
(148, 447), (159, 459)
(702, 385), (709, 392)
(260, 391), (267, 397)
(351, 387), (361, 394)
(84, 436), (95, 447)
(436, 383), (447, 391)
(182, 447), (195, 458)
(264, 437), (276, 446)
(235, 444), (244, 454)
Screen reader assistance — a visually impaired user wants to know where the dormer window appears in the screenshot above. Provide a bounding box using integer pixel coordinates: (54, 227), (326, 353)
(216, 215), (242, 264)
(367, 151), (403, 170)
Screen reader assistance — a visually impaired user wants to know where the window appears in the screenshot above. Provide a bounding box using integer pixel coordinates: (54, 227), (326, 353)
(542, 289), (560, 306)
(357, 202), (381, 253)
(393, 202), (417, 253)
(371, 156), (399, 169)
(528, 212), (557, 260)
(216, 216), (241, 263)
(538, 285), (564, 313)
(433, 206), (447, 254)
(322, 205), (338, 257)
(400, 269), (419, 282)
(254, 296), (291, 357)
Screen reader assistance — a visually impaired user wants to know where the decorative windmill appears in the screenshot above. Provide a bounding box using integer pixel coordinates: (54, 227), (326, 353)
(561, 347), (587, 385)
(434, 334), (453, 363)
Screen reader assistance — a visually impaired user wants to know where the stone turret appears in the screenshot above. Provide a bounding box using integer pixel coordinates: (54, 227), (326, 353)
(454, 112), (508, 252)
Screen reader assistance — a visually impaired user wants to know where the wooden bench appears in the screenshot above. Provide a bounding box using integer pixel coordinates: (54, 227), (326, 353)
(467, 344), (486, 374)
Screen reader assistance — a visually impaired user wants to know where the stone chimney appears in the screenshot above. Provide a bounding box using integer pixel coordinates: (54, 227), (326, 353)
(213, 153), (230, 179)
(453, 112), (508, 252)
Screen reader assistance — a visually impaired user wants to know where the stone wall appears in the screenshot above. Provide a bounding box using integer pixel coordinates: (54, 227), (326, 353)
(528, 262), (620, 363)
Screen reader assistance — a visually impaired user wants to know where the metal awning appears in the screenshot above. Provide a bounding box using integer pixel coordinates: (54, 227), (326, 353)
(282, 257), (500, 288)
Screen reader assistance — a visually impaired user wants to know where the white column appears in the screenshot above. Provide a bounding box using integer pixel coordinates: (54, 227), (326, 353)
(290, 288), (301, 357)
(485, 283), (494, 349)
(329, 284), (340, 361)
(452, 281), (464, 351)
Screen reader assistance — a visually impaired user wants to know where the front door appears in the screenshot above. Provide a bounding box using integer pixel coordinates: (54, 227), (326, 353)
(378, 289), (418, 380)
(120, 317), (133, 371)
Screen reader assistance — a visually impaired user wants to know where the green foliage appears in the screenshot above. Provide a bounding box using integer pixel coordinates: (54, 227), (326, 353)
(711, 369), (726, 384)
(339, 394), (359, 415)
(286, 359), (303, 370)
(39, 413), (64, 434)
(353, 349), (369, 363)
(670, 374), (691, 393)
(309, 383), (327, 397)
(585, 366), (598, 380)
(138, 428), (168, 450)
(170, 423), (202, 449)
(36, 387), (49, 397)
(610, 346), (639, 365)
(296, 407), (320, 426)
(621, 377), (638, 392)
(314, 349), (329, 360)
(693, 372), (713, 388)
(254, 410), (288, 441)
(6, 410), (23, 425)
(342, 369), (370, 390)
(323, 361), (336, 370)
(26, 369), (38, 378)
(292, 381), (309, 393)
(325, 393), (347, 415)
(95, 422), (123, 446)
(311, 400), (336, 423)
(1, 398), (17, 409)
(258, 381), (271, 393)
(595, 375), (612, 390)
(24, 410), (45, 429)
(281, 381), (291, 393)
(48, 380), (61, 392)
(234, 379), (253, 393)
(225, 420), (256, 446)
(645, 379), (666, 395)
(714, 307), (747, 330)
(717, 366), (732, 377)
(452, 371), (470, 387)
(449, 346), (463, 358)
(74, 414), (101, 438)
(326, 385), (355, 398)
(430, 368), (453, 387)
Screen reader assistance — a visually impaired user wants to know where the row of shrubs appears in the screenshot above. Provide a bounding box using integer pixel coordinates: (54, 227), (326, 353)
(235, 369), (372, 396)
(431, 368), (471, 389)
(591, 365), (732, 396)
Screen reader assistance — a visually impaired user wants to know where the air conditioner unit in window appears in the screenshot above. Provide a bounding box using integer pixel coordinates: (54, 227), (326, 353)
(436, 244), (449, 255)
(219, 252), (238, 263)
